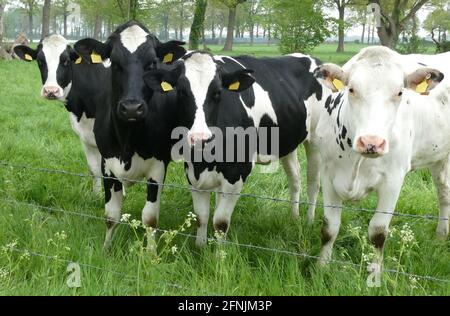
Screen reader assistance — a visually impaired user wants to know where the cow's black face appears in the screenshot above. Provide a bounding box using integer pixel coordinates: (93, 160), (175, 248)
(144, 52), (255, 146)
(14, 35), (79, 101)
(74, 22), (186, 123)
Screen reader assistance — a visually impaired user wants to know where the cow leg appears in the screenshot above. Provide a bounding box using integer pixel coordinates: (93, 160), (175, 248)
(318, 179), (342, 265)
(192, 190), (211, 247)
(369, 180), (403, 274)
(281, 150), (301, 218)
(430, 158), (450, 239)
(213, 179), (244, 237)
(142, 162), (166, 231)
(304, 141), (321, 224)
(103, 171), (123, 251)
(82, 142), (102, 196)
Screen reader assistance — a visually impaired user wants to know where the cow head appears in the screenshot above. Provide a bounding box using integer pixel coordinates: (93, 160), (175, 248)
(314, 47), (444, 158)
(14, 35), (80, 101)
(144, 52), (255, 146)
(74, 21), (186, 123)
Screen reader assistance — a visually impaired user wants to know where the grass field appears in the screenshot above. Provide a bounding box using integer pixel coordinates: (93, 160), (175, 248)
(0, 43), (448, 296)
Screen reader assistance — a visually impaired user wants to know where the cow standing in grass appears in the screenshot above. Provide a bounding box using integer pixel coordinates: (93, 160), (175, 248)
(310, 46), (448, 276)
(74, 21), (186, 249)
(14, 35), (110, 195)
(145, 51), (323, 246)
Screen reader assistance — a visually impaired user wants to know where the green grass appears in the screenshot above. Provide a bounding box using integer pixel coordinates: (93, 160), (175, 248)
(0, 45), (448, 296)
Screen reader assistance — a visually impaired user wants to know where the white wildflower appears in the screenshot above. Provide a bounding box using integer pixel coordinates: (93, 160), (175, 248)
(55, 231), (67, 241)
(130, 219), (142, 229)
(121, 214), (131, 223)
(171, 245), (178, 254)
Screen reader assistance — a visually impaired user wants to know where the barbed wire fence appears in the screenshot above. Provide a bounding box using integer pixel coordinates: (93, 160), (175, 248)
(0, 160), (449, 292)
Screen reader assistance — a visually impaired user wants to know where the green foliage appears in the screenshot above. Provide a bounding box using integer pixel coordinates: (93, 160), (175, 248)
(270, 0), (333, 53)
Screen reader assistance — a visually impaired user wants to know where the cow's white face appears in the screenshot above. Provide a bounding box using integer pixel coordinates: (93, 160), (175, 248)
(14, 35), (78, 101)
(143, 52), (255, 146)
(315, 47), (444, 158)
(345, 61), (405, 156)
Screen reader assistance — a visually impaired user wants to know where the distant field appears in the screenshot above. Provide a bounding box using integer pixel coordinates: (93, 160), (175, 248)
(207, 42), (367, 64)
(0, 43), (448, 295)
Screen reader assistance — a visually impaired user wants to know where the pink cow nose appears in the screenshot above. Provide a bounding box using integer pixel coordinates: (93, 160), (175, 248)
(43, 86), (60, 99)
(188, 132), (212, 147)
(356, 135), (387, 156)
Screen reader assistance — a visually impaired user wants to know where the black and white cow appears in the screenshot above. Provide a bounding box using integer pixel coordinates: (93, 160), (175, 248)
(145, 51), (323, 246)
(310, 46), (448, 276)
(74, 21), (186, 249)
(14, 35), (110, 195)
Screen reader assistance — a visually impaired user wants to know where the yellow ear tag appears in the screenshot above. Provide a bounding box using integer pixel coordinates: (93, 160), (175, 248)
(161, 81), (173, 92)
(416, 80), (429, 94)
(75, 57), (82, 65)
(91, 52), (103, 64)
(25, 54), (33, 61)
(229, 82), (240, 91)
(163, 53), (174, 64)
(332, 79), (345, 91)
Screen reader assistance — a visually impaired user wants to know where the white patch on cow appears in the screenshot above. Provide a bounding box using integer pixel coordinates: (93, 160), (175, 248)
(120, 25), (148, 54)
(239, 84), (278, 127)
(62, 82), (72, 101)
(103, 58), (112, 68)
(184, 53), (216, 138)
(104, 153), (165, 186)
(69, 112), (96, 147)
(288, 53), (319, 73)
(41, 35), (70, 98)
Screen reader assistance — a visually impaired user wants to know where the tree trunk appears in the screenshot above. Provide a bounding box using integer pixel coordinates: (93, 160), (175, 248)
(189, 0), (207, 50)
(93, 15), (102, 40)
(336, 4), (345, 53)
(223, 6), (237, 51)
(42, 0), (51, 38)
(179, 5), (184, 41)
(367, 24), (371, 44)
(28, 10), (33, 40)
(0, 3), (5, 45)
(218, 26), (224, 45)
(361, 23), (365, 44)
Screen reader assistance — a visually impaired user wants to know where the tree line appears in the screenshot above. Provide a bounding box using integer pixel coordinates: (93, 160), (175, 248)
(0, 0), (449, 54)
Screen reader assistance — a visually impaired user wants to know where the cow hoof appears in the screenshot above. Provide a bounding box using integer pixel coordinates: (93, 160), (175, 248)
(436, 230), (448, 241)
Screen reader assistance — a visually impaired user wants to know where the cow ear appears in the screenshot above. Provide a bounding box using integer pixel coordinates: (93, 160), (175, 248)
(14, 45), (37, 62)
(67, 46), (81, 63)
(74, 38), (111, 64)
(405, 68), (444, 95)
(314, 63), (347, 92)
(144, 65), (182, 93)
(156, 41), (186, 64)
(222, 69), (255, 92)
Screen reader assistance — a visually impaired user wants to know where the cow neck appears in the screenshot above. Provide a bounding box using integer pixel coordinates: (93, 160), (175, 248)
(64, 63), (93, 120)
(111, 113), (146, 157)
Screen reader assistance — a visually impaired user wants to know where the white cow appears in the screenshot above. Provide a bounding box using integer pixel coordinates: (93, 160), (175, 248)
(308, 46), (449, 274)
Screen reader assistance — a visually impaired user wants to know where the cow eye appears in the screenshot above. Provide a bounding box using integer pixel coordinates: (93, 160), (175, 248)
(145, 60), (157, 70)
(349, 88), (354, 94)
(212, 91), (221, 103)
(398, 91), (403, 97)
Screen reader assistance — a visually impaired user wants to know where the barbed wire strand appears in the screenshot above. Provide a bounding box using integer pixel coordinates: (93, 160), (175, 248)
(0, 161), (448, 222)
(4, 198), (449, 285)
(8, 248), (221, 295)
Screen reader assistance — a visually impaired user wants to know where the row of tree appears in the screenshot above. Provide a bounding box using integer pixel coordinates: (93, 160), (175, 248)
(0, 0), (449, 54)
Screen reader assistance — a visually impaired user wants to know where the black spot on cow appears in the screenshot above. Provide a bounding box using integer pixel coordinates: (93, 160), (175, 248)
(347, 138), (353, 148)
(334, 93), (343, 107)
(339, 141), (345, 151)
(341, 126), (347, 140)
(147, 179), (159, 203)
(339, 155), (342, 159)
